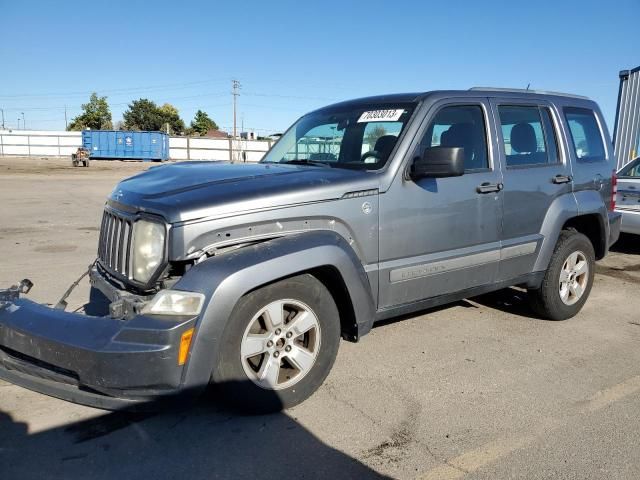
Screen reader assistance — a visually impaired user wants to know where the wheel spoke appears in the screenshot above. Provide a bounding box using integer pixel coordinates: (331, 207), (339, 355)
(567, 252), (579, 270)
(287, 310), (316, 337)
(257, 354), (281, 387)
(559, 269), (571, 283)
(574, 260), (588, 277)
(570, 282), (584, 300)
(285, 345), (316, 373)
(241, 333), (269, 358)
(262, 301), (285, 331)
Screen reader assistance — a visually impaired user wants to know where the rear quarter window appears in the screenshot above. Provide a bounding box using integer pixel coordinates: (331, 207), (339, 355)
(563, 107), (606, 163)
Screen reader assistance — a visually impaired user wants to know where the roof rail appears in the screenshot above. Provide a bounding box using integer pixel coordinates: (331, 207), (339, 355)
(469, 87), (589, 100)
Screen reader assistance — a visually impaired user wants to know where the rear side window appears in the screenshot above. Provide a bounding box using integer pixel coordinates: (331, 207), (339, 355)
(498, 105), (558, 167)
(563, 107), (606, 163)
(421, 105), (489, 170)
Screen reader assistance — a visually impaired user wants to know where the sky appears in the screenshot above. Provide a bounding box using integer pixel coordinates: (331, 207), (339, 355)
(0, 0), (638, 135)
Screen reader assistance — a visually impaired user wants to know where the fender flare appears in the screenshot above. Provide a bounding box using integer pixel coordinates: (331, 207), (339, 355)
(173, 230), (375, 389)
(533, 190), (608, 272)
(532, 193), (579, 272)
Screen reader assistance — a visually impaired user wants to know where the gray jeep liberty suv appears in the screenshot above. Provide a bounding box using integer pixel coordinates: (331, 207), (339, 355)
(0, 88), (622, 413)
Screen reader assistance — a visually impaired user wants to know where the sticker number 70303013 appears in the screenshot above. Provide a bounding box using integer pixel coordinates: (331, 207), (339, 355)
(357, 109), (404, 123)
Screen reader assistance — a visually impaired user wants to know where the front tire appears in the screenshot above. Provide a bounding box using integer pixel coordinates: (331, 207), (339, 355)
(528, 230), (595, 320)
(212, 274), (340, 414)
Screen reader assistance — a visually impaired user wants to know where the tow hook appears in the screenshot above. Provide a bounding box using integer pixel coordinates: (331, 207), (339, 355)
(0, 279), (34, 305)
(109, 297), (145, 320)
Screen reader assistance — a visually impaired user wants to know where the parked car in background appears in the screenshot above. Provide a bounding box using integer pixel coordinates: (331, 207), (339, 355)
(0, 88), (621, 413)
(617, 156), (640, 234)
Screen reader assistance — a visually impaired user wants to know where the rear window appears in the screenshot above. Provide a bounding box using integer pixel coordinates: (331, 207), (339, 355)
(498, 105), (559, 167)
(563, 107), (606, 163)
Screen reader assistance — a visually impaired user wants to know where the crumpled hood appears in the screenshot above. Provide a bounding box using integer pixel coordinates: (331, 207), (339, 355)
(108, 161), (375, 223)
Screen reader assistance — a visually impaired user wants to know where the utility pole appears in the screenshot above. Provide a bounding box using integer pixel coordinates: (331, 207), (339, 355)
(231, 79), (241, 162)
(232, 79), (241, 139)
(21, 112), (25, 130)
(64, 106), (68, 130)
(1, 108), (4, 130)
(241, 114), (245, 162)
(17, 117), (20, 130)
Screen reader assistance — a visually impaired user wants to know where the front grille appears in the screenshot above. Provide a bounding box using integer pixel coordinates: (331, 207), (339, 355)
(98, 209), (133, 278)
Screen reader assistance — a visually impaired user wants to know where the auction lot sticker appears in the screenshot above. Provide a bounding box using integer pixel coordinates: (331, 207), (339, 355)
(358, 109), (404, 122)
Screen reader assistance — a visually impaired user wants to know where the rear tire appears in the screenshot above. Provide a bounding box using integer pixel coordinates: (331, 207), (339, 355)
(528, 230), (595, 320)
(211, 274), (340, 414)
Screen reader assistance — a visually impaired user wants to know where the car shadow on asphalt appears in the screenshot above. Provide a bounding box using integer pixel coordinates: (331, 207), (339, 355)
(0, 383), (391, 480)
(469, 288), (542, 319)
(374, 291), (542, 328)
(610, 233), (640, 255)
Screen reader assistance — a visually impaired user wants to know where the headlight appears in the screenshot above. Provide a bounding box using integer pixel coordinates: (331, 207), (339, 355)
(141, 290), (205, 316)
(132, 219), (165, 283)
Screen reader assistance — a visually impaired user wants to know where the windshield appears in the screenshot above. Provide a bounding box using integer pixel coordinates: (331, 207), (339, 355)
(261, 103), (416, 170)
(618, 156), (640, 177)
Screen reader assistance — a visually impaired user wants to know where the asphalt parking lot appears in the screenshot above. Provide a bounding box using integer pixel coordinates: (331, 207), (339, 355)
(1, 156), (640, 480)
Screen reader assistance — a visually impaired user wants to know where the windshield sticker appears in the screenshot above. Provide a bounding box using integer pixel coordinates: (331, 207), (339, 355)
(358, 109), (404, 123)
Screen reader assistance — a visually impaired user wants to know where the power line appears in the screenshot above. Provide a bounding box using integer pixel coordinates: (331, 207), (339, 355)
(243, 92), (339, 101)
(1, 92), (230, 112)
(0, 77), (232, 99)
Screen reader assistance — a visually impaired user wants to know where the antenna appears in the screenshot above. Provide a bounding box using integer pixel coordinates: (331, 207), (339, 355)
(526, 83), (531, 91)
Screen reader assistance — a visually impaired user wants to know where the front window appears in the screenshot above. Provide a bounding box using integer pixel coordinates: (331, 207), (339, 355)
(419, 104), (489, 171)
(261, 103), (416, 170)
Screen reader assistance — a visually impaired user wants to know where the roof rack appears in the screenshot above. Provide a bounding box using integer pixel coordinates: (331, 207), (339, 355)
(469, 87), (589, 100)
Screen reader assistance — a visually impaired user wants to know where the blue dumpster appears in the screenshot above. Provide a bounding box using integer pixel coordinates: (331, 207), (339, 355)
(82, 130), (170, 161)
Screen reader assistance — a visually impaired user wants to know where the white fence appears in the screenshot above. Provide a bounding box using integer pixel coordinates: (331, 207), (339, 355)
(0, 130), (273, 162)
(169, 137), (273, 162)
(0, 130), (82, 156)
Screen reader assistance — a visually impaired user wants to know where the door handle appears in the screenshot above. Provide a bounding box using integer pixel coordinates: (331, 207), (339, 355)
(552, 174), (573, 184)
(476, 182), (503, 194)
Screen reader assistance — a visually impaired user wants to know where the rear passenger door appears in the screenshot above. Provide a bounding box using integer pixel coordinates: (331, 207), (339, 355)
(490, 99), (574, 281)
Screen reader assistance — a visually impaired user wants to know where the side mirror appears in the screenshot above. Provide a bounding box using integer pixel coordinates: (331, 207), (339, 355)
(410, 146), (465, 180)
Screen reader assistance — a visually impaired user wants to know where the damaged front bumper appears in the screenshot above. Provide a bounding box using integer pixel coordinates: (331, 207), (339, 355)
(0, 270), (200, 410)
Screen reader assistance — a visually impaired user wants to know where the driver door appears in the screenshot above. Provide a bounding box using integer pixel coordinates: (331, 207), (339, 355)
(378, 100), (503, 308)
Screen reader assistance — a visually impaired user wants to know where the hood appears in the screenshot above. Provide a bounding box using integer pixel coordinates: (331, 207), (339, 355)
(108, 161), (376, 223)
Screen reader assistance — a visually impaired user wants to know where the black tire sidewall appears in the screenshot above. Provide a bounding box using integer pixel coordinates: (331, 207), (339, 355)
(212, 274), (340, 413)
(535, 232), (596, 320)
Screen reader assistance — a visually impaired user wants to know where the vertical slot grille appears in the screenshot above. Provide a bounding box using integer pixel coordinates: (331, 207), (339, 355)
(98, 210), (133, 278)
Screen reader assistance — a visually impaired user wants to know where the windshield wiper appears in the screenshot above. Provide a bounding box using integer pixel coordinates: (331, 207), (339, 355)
(281, 159), (331, 168)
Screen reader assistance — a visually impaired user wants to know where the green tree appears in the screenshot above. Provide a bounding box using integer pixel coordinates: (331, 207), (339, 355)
(123, 99), (163, 131)
(190, 110), (218, 136)
(67, 93), (112, 131)
(158, 103), (185, 135)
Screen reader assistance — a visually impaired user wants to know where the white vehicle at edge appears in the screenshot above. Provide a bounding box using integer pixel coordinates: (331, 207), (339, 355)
(616, 156), (640, 235)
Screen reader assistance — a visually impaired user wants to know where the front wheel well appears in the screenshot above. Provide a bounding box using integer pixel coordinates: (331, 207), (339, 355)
(562, 214), (606, 259)
(307, 266), (359, 343)
(242, 266), (360, 343)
